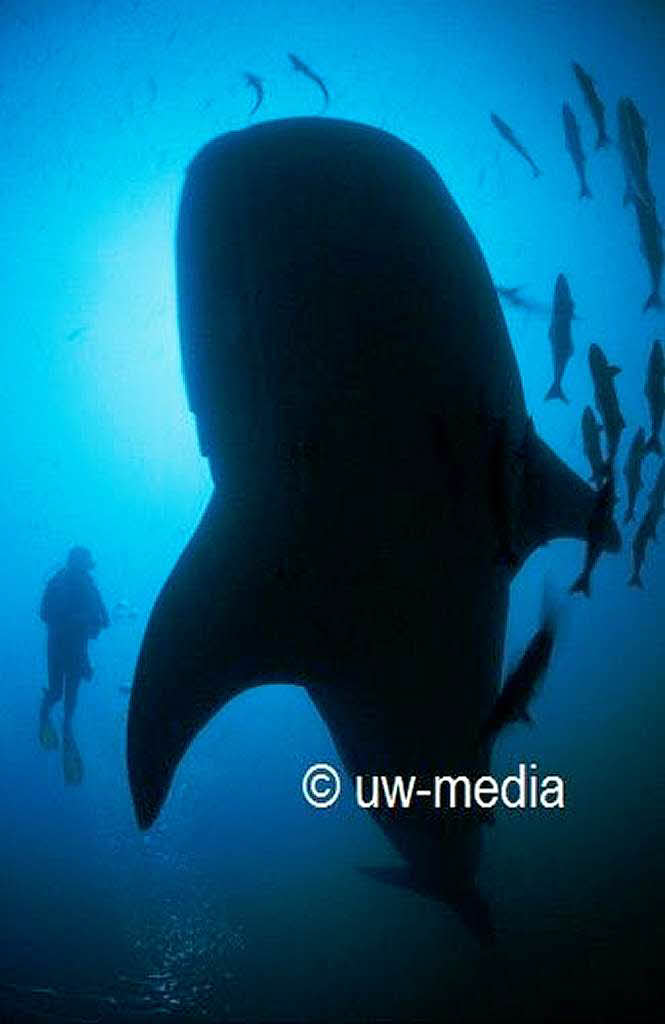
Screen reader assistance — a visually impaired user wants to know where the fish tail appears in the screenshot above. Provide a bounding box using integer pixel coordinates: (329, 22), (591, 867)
(569, 571), (590, 597)
(643, 291), (663, 312)
(623, 508), (634, 525)
(545, 382), (568, 403)
(596, 132), (610, 149)
(644, 435), (663, 457)
(628, 572), (644, 589)
(533, 166), (542, 178)
(580, 182), (592, 199)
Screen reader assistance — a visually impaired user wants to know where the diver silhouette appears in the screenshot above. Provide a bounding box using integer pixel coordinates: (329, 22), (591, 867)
(38, 546), (109, 784)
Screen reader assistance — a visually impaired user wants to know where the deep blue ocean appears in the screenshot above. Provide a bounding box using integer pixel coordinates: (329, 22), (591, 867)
(1, 1), (664, 1021)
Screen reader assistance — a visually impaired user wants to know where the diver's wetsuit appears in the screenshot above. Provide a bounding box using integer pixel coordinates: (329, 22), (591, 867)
(40, 566), (109, 734)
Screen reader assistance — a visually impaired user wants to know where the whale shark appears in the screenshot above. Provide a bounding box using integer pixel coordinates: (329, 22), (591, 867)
(127, 117), (620, 940)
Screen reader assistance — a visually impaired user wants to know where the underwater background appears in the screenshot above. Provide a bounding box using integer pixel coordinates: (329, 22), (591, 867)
(1, 0), (664, 1020)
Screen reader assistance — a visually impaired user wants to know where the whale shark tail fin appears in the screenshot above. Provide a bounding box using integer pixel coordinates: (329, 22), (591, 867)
(357, 866), (495, 945)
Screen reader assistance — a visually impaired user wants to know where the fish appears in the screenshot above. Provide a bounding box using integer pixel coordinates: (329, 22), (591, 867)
(243, 72), (264, 117)
(545, 273), (574, 402)
(581, 405), (606, 487)
(633, 194), (664, 312)
(288, 53), (329, 110)
(126, 117), (620, 942)
(572, 62), (610, 149)
(496, 285), (548, 316)
(570, 469), (620, 596)
(645, 340), (664, 455)
(588, 342), (626, 467)
(562, 102), (591, 199)
(617, 97), (653, 209)
(648, 462), (665, 521)
(623, 427), (647, 524)
(490, 112), (541, 178)
(629, 504), (659, 588)
(480, 585), (557, 741)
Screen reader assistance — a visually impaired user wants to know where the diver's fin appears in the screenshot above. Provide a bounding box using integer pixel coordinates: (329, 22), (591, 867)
(39, 717), (59, 751)
(357, 866), (495, 945)
(63, 734), (83, 785)
(127, 490), (288, 830)
(515, 431), (620, 568)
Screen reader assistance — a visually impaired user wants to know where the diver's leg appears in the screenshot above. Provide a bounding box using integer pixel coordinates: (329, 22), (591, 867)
(39, 637), (64, 748)
(62, 672), (84, 784)
(63, 673), (81, 737)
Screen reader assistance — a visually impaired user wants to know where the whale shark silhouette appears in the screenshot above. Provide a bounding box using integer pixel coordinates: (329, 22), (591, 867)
(127, 117), (620, 941)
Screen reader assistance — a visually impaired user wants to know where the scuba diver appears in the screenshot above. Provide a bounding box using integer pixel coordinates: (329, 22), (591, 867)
(38, 546), (109, 784)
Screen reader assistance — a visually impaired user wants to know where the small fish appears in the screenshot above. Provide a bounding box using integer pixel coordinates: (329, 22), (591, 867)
(243, 72), (264, 117)
(588, 343), (626, 467)
(288, 52), (329, 110)
(572, 62), (610, 149)
(581, 405), (606, 487)
(570, 469), (620, 596)
(617, 97), (653, 209)
(66, 326), (87, 341)
(633, 194), (664, 312)
(628, 506), (656, 588)
(496, 285), (549, 316)
(645, 340), (665, 455)
(490, 113), (541, 178)
(648, 461), (665, 521)
(623, 427), (647, 523)
(545, 273), (574, 402)
(481, 585), (557, 741)
(562, 102), (591, 199)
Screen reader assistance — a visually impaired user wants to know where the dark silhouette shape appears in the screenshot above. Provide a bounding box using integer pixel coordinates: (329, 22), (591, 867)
(645, 340), (665, 455)
(481, 586), (557, 741)
(243, 72), (264, 117)
(127, 118), (620, 941)
(572, 62), (610, 149)
(545, 273), (575, 402)
(563, 102), (591, 199)
(39, 546), (109, 783)
(288, 53), (329, 109)
(490, 112), (541, 177)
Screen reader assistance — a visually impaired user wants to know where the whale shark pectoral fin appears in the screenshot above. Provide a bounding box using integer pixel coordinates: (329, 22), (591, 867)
(357, 867), (495, 945)
(514, 430), (619, 568)
(127, 491), (276, 830)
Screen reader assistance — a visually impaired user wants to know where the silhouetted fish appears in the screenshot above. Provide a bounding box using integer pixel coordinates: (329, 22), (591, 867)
(623, 427), (647, 523)
(490, 112), (541, 178)
(243, 72), (264, 117)
(633, 195), (664, 312)
(563, 102), (591, 199)
(481, 586), (557, 741)
(545, 273), (574, 402)
(570, 469), (620, 596)
(589, 342), (626, 466)
(581, 405), (606, 487)
(645, 340), (664, 455)
(617, 97), (653, 209)
(496, 285), (548, 316)
(288, 53), (329, 109)
(126, 118), (620, 942)
(572, 62), (609, 149)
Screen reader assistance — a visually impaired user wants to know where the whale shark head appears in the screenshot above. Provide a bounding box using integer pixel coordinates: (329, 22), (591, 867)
(127, 118), (619, 940)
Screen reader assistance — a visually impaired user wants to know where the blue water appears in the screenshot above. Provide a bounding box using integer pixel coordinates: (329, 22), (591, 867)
(1, 1), (664, 1020)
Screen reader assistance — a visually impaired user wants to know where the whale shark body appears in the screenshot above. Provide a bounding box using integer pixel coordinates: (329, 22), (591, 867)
(127, 118), (619, 940)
